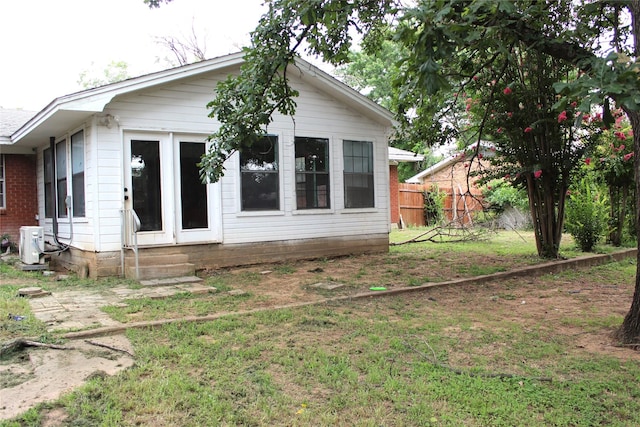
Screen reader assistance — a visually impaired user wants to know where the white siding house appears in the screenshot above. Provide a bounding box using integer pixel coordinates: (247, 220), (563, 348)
(9, 53), (394, 278)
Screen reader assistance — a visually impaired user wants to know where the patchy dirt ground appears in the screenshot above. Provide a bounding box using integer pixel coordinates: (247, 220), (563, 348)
(1, 247), (639, 422)
(203, 253), (640, 362)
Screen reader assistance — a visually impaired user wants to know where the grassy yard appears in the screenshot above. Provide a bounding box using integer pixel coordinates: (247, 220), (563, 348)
(1, 229), (639, 426)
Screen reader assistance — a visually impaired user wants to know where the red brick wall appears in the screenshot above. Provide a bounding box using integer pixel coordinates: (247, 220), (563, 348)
(389, 164), (400, 224)
(0, 154), (38, 245)
(425, 158), (486, 190)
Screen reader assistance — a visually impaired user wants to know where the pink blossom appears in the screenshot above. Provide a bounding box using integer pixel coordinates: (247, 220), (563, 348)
(558, 111), (568, 123)
(585, 157), (591, 165)
(615, 132), (626, 141)
(503, 87), (512, 95)
(534, 170), (542, 179)
(504, 174), (511, 179)
(624, 152), (634, 161)
(507, 112), (513, 118)
(618, 144), (626, 152)
(570, 101), (578, 108)
(524, 127), (533, 133)
(478, 153), (484, 159)
(472, 75), (478, 81)
(497, 128), (503, 134)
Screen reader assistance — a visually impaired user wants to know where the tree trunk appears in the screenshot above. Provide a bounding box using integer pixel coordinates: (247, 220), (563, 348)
(526, 175), (563, 259)
(615, 108), (640, 344)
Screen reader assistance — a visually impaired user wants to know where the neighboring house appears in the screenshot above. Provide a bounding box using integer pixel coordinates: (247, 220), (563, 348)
(388, 147), (423, 226)
(407, 144), (492, 224)
(0, 108), (39, 247)
(7, 53), (395, 278)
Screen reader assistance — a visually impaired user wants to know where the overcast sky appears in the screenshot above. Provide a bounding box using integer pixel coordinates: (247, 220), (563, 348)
(1, 0), (269, 111)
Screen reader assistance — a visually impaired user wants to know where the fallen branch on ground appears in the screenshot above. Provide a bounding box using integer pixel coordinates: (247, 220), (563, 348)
(0, 338), (75, 356)
(85, 339), (135, 357)
(390, 221), (491, 246)
(403, 335), (552, 382)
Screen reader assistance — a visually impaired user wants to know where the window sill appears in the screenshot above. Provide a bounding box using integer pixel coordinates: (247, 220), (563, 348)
(292, 208), (335, 215)
(236, 210), (285, 218)
(341, 207), (378, 214)
(43, 217), (89, 224)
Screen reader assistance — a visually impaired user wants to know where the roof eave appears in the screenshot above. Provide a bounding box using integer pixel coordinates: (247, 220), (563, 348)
(11, 53), (246, 146)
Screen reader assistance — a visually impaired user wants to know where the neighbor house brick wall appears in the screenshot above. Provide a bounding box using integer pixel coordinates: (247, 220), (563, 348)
(389, 164), (400, 224)
(422, 158), (488, 190)
(0, 154), (38, 245)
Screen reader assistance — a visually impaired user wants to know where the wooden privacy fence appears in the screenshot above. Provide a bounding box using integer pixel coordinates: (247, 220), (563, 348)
(398, 183), (484, 227)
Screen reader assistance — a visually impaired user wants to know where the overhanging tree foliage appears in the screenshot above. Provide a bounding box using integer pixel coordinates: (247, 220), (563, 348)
(145, 0), (640, 344)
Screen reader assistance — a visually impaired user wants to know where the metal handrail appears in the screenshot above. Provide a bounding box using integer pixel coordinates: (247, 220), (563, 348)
(120, 209), (140, 279)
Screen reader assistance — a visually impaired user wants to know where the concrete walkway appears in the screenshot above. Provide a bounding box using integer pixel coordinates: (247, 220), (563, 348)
(28, 277), (214, 333)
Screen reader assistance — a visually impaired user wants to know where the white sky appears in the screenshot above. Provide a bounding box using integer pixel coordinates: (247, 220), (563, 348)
(0, 0), (269, 111)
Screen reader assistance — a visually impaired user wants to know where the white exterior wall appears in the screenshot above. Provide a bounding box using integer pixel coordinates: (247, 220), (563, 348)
(37, 121), (99, 251)
(37, 66), (390, 253)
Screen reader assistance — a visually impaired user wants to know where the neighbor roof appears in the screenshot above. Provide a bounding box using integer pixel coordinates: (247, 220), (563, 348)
(0, 108), (37, 153)
(406, 141), (495, 183)
(9, 52), (396, 148)
(388, 147), (424, 164)
(0, 108), (36, 139)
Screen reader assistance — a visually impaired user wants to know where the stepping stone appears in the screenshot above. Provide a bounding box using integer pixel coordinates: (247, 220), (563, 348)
(309, 282), (345, 290)
(17, 287), (52, 298)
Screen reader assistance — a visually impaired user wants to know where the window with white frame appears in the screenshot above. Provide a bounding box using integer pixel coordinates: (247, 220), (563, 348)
(43, 131), (86, 219)
(56, 139), (67, 218)
(43, 148), (53, 218)
(295, 136), (330, 209)
(240, 135), (279, 211)
(0, 155), (5, 209)
(71, 130), (85, 217)
(343, 140), (374, 208)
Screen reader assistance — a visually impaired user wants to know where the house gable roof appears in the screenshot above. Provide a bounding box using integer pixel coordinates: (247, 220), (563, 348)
(10, 52), (396, 148)
(406, 141), (495, 183)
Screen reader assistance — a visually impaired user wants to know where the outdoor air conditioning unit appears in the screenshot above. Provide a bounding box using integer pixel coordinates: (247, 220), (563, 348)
(19, 226), (44, 264)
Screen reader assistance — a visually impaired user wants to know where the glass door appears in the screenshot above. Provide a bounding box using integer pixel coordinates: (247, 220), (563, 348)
(124, 133), (173, 245)
(175, 139), (219, 243)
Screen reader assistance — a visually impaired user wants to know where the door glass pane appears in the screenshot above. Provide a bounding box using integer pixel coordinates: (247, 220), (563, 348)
(180, 141), (208, 229)
(131, 140), (162, 231)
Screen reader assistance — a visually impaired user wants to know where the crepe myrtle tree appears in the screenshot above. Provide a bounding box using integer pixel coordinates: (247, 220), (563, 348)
(144, 0), (640, 344)
(590, 110), (636, 246)
(461, 48), (606, 259)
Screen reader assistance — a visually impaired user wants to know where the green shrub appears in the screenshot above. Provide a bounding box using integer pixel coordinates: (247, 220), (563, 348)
(565, 178), (608, 252)
(482, 179), (529, 213)
(424, 185), (446, 225)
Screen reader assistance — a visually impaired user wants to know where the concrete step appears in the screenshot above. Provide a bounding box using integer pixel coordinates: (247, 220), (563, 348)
(125, 262), (196, 280)
(124, 253), (190, 267)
